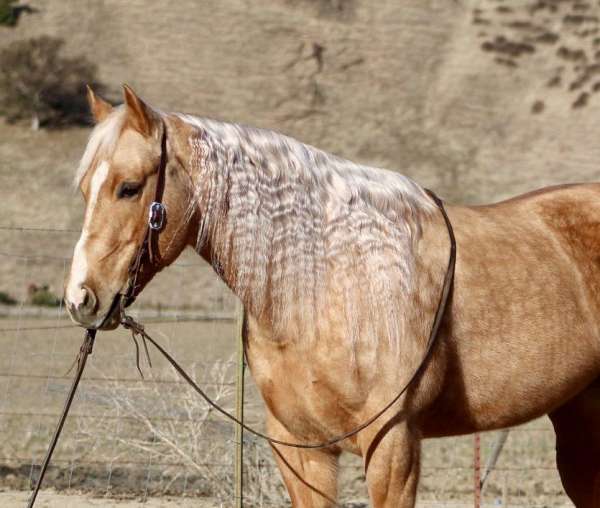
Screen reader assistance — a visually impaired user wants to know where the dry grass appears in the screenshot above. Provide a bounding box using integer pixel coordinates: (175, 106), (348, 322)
(72, 357), (286, 506)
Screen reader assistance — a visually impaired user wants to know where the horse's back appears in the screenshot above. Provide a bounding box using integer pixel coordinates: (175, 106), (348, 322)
(475, 183), (600, 279)
(480, 182), (600, 207)
(421, 183), (600, 437)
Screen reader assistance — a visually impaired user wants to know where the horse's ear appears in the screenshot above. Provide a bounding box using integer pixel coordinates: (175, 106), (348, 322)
(122, 84), (160, 138)
(86, 85), (113, 123)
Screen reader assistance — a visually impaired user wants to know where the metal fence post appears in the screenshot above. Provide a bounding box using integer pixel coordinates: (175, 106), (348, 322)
(474, 433), (481, 508)
(481, 429), (510, 491)
(234, 301), (245, 508)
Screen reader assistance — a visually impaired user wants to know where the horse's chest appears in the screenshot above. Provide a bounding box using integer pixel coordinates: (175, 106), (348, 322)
(247, 343), (363, 442)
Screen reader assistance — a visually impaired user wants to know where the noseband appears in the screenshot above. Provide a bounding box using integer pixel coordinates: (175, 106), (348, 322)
(120, 125), (168, 308)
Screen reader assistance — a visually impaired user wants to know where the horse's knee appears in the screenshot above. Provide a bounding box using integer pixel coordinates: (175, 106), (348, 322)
(361, 422), (420, 508)
(266, 412), (339, 507)
(270, 443), (339, 508)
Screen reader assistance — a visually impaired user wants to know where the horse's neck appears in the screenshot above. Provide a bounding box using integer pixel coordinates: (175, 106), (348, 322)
(178, 114), (436, 348)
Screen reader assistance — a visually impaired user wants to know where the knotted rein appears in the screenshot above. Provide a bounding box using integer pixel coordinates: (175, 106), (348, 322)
(27, 124), (456, 506)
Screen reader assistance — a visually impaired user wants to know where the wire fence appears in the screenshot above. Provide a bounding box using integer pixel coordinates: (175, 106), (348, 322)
(0, 225), (574, 507)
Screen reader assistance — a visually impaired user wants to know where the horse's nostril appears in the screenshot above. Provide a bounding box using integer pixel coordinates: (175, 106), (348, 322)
(79, 285), (98, 315)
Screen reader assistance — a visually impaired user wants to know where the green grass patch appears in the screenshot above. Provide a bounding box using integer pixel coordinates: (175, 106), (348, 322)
(29, 287), (61, 307)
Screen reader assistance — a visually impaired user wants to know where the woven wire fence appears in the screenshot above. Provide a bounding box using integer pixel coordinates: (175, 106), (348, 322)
(0, 225), (574, 507)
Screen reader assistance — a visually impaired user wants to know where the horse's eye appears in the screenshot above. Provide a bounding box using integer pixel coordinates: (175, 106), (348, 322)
(117, 182), (142, 199)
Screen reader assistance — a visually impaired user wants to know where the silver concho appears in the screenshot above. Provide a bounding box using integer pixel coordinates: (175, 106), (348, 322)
(148, 202), (166, 231)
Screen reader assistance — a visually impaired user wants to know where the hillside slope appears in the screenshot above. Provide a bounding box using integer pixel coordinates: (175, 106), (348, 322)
(2, 0), (600, 302)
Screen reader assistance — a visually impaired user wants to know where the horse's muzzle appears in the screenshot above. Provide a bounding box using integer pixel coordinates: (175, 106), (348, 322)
(66, 288), (121, 330)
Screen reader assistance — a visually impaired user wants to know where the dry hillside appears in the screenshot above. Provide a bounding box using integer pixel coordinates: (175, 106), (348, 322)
(2, 0), (600, 301)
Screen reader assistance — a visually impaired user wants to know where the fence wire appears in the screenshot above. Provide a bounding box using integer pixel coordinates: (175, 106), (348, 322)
(0, 227), (574, 507)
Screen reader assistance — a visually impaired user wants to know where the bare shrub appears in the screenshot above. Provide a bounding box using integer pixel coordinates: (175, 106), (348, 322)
(75, 355), (286, 506)
(0, 0), (34, 26)
(0, 0), (18, 26)
(0, 36), (104, 129)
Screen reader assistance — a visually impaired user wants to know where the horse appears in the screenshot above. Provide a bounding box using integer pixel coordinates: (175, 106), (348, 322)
(64, 85), (600, 507)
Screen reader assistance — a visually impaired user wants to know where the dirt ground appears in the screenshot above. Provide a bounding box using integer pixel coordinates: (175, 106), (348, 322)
(12, 492), (528, 508)
(0, 490), (575, 507)
(0, 490), (217, 507)
(1, 492), (572, 508)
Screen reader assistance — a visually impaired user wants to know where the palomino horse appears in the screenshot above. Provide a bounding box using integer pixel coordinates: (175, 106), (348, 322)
(65, 86), (600, 507)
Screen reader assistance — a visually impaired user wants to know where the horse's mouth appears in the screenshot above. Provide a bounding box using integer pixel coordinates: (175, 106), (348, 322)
(73, 293), (122, 331)
(98, 282), (140, 330)
(97, 298), (122, 330)
(94, 293), (124, 330)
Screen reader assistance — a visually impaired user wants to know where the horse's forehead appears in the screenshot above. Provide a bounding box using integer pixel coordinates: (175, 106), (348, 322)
(80, 129), (152, 197)
(110, 128), (155, 170)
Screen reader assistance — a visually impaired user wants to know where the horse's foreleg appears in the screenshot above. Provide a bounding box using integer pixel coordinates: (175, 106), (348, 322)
(266, 411), (340, 508)
(360, 421), (420, 508)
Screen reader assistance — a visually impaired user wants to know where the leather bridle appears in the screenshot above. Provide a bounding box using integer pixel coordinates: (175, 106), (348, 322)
(28, 124), (456, 507)
(120, 124), (168, 310)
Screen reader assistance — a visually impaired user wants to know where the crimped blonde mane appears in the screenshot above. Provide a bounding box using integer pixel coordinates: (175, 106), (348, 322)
(178, 114), (436, 349)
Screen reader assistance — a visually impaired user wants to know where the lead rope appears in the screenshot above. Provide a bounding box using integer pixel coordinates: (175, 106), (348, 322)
(26, 329), (96, 508)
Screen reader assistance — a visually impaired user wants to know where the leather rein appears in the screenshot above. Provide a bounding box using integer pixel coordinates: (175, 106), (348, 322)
(27, 124), (456, 506)
(120, 124), (457, 448)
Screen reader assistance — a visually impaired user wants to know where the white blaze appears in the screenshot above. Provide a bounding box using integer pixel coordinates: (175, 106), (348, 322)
(66, 161), (110, 306)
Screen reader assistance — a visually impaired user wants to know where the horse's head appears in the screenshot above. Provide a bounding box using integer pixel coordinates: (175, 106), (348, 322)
(65, 86), (196, 329)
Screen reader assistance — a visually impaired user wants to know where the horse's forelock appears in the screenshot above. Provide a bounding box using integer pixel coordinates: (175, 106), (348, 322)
(74, 106), (127, 188)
